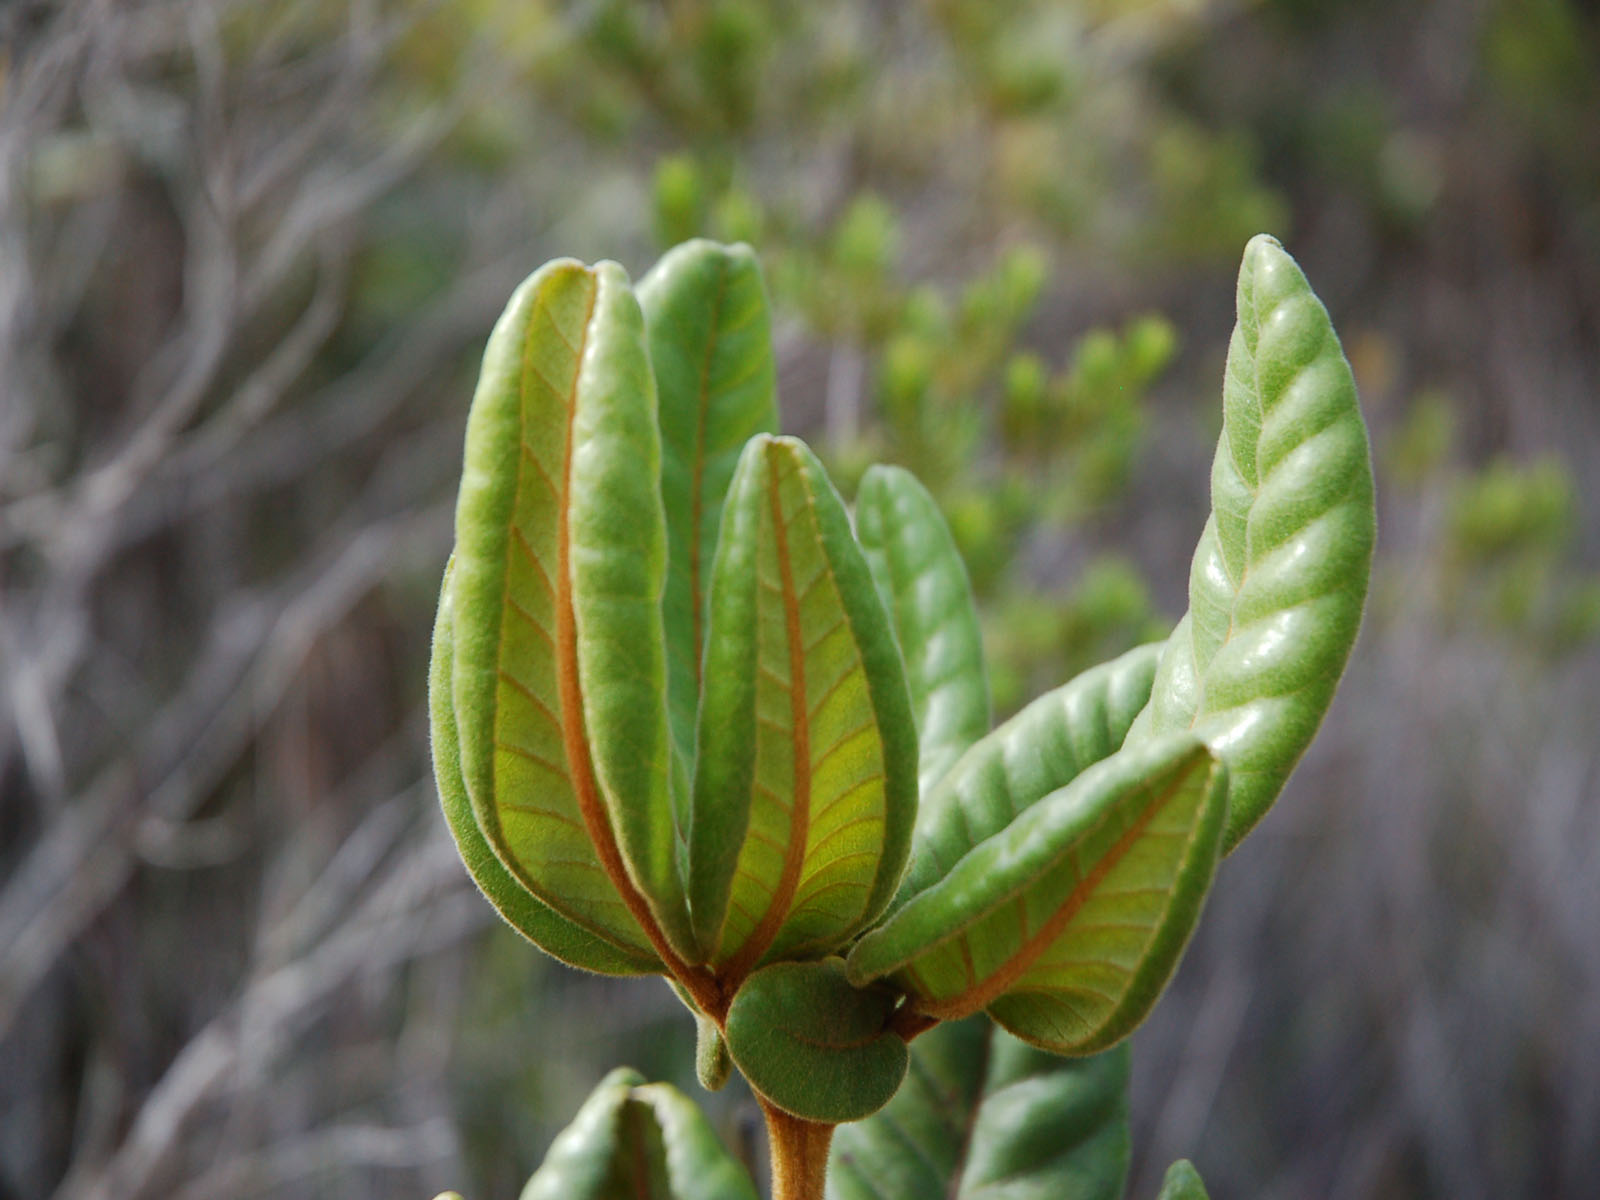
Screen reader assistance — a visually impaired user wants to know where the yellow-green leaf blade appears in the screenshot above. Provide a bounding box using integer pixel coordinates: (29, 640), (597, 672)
(855, 464), (990, 795)
(568, 261), (689, 952)
(690, 436), (917, 977)
(638, 240), (778, 776)
(451, 258), (686, 962)
(1137, 235), (1375, 851)
(430, 560), (658, 975)
(848, 735), (1226, 1055)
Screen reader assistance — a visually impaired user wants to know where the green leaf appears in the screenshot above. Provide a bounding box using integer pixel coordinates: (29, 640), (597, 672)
(854, 464), (990, 795)
(450, 258), (692, 962)
(694, 1012), (733, 1092)
(637, 240), (779, 782)
(689, 435), (918, 978)
(898, 643), (1162, 907)
(828, 1019), (1130, 1200)
(1131, 235), (1375, 851)
(430, 560), (658, 975)
(519, 1068), (759, 1200)
(1155, 1160), (1210, 1200)
(723, 959), (909, 1124)
(848, 734), (1226, 1054)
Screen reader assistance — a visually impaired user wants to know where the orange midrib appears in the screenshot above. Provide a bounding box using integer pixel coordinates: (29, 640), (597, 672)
(721, 453), (811, 986)
(549, 281), (717, 1015)
(916, 775), (1181, 1021)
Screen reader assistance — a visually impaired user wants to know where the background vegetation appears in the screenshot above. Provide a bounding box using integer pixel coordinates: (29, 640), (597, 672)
(2, 1), (1597, 1197)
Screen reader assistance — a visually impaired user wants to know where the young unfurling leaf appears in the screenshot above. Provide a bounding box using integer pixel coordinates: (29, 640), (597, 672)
(854, 464), (990, 795)
(849, 734), (1226, 1054)
(688, 436), (918, 980)
(449, 258), (693, 961)
(430, 560), (658, 975)
(1129, 235), (1375, 850)
(639, 239), (779, 779)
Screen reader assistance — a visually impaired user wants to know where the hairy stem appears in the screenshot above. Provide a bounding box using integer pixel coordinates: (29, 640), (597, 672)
(760, 1098), (834, 1200)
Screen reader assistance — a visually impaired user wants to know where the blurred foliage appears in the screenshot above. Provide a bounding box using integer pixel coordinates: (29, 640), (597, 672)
(1385, 392), (1600, 655)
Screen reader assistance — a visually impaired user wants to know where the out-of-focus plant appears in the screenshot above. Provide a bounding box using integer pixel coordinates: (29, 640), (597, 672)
(427, 234), (1374, 1198)
(1383, 394), (1600, 653)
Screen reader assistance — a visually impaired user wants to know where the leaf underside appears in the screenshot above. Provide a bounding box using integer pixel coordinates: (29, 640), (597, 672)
(1130, 234), (1375, 851)
(849, 734), (1226, 1054)
(854, 463), (991, 796)
(690, 435), (918, 976)
(430, 561), (657, 975)
(519, 1068), (759, 1200)
(450, 258), (690, 961)
(828, 1018), (1131, 1200)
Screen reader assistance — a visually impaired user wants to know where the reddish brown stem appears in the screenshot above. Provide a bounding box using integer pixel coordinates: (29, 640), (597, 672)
(888, 1005), (940, 1043)
(760, 1098), (834, 1200)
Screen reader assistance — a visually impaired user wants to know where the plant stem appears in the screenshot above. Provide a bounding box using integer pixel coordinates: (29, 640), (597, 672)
(759, 1098), (834, 1200)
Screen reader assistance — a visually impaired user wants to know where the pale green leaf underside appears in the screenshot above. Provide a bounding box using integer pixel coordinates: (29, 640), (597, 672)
(724, 959), (909, 1124)
(430, 561), (657, 975)
(450, 258), (687, 960)
(690, 436), (917, 974)
(900, 642), (1162, 906)
(828, 1019), (1131, 1200)
(1132, 235), (1375, 851)
(519, 1068), (759, 1200)
(638, 239), (778, 785)
(855, 463), (991, 796)
(849, 734), (1225, 1054)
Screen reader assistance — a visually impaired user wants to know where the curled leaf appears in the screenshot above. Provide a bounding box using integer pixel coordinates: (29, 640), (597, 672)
(724, 959), (909, 1124)
(849, 734), (1226, 1054)
(519, 1068), (759, 1200)
(450, 258), (691, 960)
(430, 561), (657, 975)
(900, 642), (1162, 906)
(855, 463), (990, 795)
(1132, 235), (1375, 850)
(689, 436), (918, 978)
(638, 239), (779, 778)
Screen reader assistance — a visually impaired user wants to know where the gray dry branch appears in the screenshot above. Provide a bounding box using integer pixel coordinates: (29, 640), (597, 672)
(0, 3), (525, 1197)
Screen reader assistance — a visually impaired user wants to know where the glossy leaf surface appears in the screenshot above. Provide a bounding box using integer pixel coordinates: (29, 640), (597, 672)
(849, 734), (1226, 1054)
(855, 464), (990, 795)
(1155, 1160), (1210, 1200)
(1132, 235), (1375, 851)
(689, 436), (918, 977)
(637, 240), (779, 777)
(519, 1068), (759, 1200)
(724, 959), (909, 1124)
(899, 643), (1162, 905)
(430, 562), (657, 975)
(451, 258), (690, 960)
(828, 1019), (1130, 1200)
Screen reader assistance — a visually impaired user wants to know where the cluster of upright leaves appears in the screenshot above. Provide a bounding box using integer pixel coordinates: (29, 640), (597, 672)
(430, 234), (1372, 1196)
